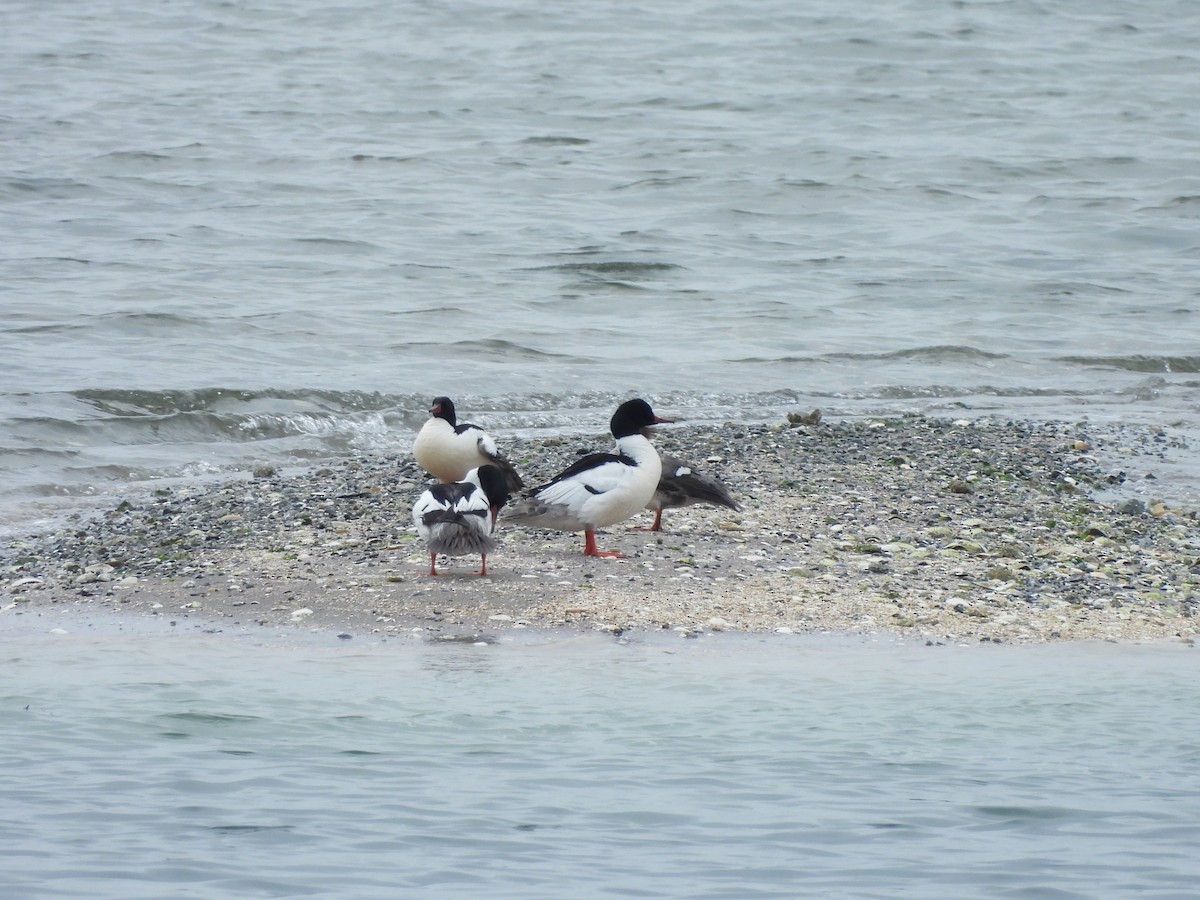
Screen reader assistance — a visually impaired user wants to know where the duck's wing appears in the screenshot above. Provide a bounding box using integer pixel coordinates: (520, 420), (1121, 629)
(413, 483), (452, 536)
(659, 463), (741, 511)
(449, 480), (494, 535)
(458, 422), (524, 491)
(539, 452), (634, 499)
(504, 452), (631, 527)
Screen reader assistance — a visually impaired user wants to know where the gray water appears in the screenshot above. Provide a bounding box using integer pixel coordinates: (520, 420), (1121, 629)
(3, 617), (1199, 898)
(2, 0), (1199, 528)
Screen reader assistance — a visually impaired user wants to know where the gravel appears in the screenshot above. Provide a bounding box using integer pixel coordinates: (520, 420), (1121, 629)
(3, 415), (1198, 645)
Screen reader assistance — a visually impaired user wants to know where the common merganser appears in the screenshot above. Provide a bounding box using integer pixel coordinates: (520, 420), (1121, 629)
(412, 464), (510, 576)
(503, 398), (670, 558)
(412, 396), (523, 492)
(646, 455), (741, 531)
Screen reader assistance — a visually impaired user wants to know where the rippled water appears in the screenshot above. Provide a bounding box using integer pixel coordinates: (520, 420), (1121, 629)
(3, 620), (1199, 898)
(2, 0), (1199, 522)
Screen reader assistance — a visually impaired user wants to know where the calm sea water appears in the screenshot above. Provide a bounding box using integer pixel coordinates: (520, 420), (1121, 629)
(1, 0), (1198, 528)
(2, 617), (1199, 899)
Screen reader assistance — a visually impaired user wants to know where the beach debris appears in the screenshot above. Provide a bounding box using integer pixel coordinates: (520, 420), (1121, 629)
(787, 409), (822, 426)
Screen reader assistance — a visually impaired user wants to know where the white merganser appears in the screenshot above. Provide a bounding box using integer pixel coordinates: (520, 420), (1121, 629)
(646, 455), (741, 532)
(503, 398), (670, 558)
(412, 396), (523, 492)
(412, 464), (510, 576)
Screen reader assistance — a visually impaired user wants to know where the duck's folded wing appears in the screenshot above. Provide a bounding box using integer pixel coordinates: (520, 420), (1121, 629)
(532, 453), (631, 503)
(668, 471), (741, 510)
(466, 428), (524, 490)
(451, 484), (494, 533)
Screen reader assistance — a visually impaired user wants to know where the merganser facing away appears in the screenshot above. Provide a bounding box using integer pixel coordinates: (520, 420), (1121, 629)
(412, 396), (523, 493)
(503, 398), (670, 558)
(646, 455), (741, 531)
(412, 464), (510, 576)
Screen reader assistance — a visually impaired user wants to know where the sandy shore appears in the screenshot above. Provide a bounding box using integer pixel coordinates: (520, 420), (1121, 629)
(3, 415), (1198, 644)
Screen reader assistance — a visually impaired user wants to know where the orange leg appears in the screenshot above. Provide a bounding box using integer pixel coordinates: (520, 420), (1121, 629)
(584, 529), (624, 558)
(630, 508), (665, 532)
(427, 552), (440, 576)
(475, 553), (490, 577)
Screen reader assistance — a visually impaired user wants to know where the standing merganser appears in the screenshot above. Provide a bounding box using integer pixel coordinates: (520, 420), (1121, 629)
(412, 396), (523, 492)
(645, 455), (741, 531)
(412, 464), (510, 576)
(503, 398), (670, 557)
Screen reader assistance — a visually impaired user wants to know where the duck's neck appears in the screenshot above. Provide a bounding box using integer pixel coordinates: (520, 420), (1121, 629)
(615, 434), (661, 471)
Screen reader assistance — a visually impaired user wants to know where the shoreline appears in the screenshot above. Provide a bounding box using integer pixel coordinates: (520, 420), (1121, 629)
(3, 415), (1198, 646)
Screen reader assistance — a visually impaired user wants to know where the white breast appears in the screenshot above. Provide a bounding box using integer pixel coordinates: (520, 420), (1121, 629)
(413, 419), (488, 483)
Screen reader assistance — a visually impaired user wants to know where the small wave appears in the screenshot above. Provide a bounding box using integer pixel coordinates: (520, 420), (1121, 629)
(0, 445), (82, 460)
(42, 389), (410, 450)
(1027, 280), (1132, 296)
(1058, 355), (1200, 374)
(5, 321), (90, 336)
(777, 178), (835, 190)
(737, 346), (1009, 365)
(402, 338), (593, 364)
(612, 176), (702, 191)
(350, 153), (421, 163)
(289, 237), (382, 253)
(533, 261), (684, 281)
(869, 384), (1082, 401)
(26, 256), (94, 266)
(1, 177), (97, 200)
(162, 712), (263, 724)
(235, 410), (392, 442)
(522, 135), (590, 146)
(92, 310), (209, 328)
(544, 261), (683, 274)
(100, 150), (172, 162)
(852, 346), (1010, 363)
(72, 387), (398, 417)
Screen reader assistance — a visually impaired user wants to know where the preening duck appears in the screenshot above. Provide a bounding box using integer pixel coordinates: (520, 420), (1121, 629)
(412, 396), (523, 492)
(503, 398), (670, 557)
(412, 464), (510, 576)
(646, 455), (741, 531)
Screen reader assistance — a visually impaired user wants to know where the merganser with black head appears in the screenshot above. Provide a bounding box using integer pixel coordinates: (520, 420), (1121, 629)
(412, 396), (523, 492)
(412, 464), (510, 576)
(503, 398), (670, 557)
